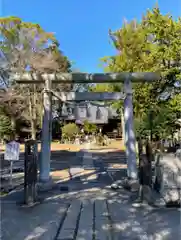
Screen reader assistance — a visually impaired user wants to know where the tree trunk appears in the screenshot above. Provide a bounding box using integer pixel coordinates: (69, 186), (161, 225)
(11, 117), (16, 139)
(31, 119), (36, 140)
(145, 140), (153, 186)
(11, 117), (16, 130)
(138, 139), (144, 185)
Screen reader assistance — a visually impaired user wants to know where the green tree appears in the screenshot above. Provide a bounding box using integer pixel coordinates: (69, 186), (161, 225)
(134, 94), (181, 139)
(0, 89), (25, 136)
(62, 123), (80, 142)
(0, 16), (72, 139)
(83, 120), (97, 134)
(98, 6), (181, 139)
(0, 111), (12, 140)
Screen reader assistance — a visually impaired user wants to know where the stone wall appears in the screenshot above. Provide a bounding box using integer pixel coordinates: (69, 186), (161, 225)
(154, 152), (181, 203)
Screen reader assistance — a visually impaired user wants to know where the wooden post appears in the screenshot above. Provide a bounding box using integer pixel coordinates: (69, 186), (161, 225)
(138, 139), (154, 203)
(138, 138), (144, 200)
(24, 140), (38, 205)
(138, 139), (143, 183)
(145, 140), (153, 186)
(39, 76), (52, 182)
(123, 76), (137, 179)
(138, 139), (152, 186)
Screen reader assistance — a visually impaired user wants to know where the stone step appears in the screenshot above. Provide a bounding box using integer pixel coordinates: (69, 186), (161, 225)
(58, 200), (112, 240)
(57, 201), (82, 240)
(95, 200), (112, 239)
(76, 201), (94, 240)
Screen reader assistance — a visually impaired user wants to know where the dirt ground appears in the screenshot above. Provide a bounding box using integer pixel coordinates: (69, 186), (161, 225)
(0, 139), (125, 153)
(0, 140), (125, 187)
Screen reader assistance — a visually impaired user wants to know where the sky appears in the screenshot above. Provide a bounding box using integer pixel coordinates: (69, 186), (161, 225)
(1, 0), (181, 72)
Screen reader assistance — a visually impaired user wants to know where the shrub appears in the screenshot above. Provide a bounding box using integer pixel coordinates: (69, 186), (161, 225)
(96, 133), (104, 146)
(62, 123), (80, 141)
(83, 120), (97, 134)
(0, 115), (13, 140)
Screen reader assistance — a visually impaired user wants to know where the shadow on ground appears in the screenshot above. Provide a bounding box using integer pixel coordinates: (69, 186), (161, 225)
(1, 149), (180, 240)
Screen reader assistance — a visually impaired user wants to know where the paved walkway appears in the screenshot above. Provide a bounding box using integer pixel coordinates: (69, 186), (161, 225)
(1, 187), (180, 240)
(1, 149), (181, 240)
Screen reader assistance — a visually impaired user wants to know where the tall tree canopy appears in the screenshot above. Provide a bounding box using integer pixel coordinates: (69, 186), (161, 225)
(97, 7), (181, 138)
(0, 16), (72, 140)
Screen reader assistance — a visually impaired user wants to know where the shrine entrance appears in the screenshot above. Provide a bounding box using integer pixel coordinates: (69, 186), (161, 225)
(14, 72), (160, 182)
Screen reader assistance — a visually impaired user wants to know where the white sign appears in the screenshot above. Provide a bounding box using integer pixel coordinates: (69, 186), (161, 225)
(4, 141), (20, 161)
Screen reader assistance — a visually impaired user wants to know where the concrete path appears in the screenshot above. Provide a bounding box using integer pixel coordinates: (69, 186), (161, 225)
(1, 149), (181, 240)
(1, 187), (180, 240)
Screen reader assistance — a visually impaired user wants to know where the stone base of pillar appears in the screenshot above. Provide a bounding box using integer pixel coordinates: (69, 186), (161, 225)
(111, 178), (139, 192)
(124, 178), (140, 192)
(37, 177), (70, 193)
(37, 177), (56, 192)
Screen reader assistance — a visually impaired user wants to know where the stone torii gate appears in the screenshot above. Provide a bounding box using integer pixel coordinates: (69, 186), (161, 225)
(14, 72), (160, 183)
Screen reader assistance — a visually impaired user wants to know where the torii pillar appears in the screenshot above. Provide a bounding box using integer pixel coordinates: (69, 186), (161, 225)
(39, 76), (52, 182)
(123, 76), (137, 179)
